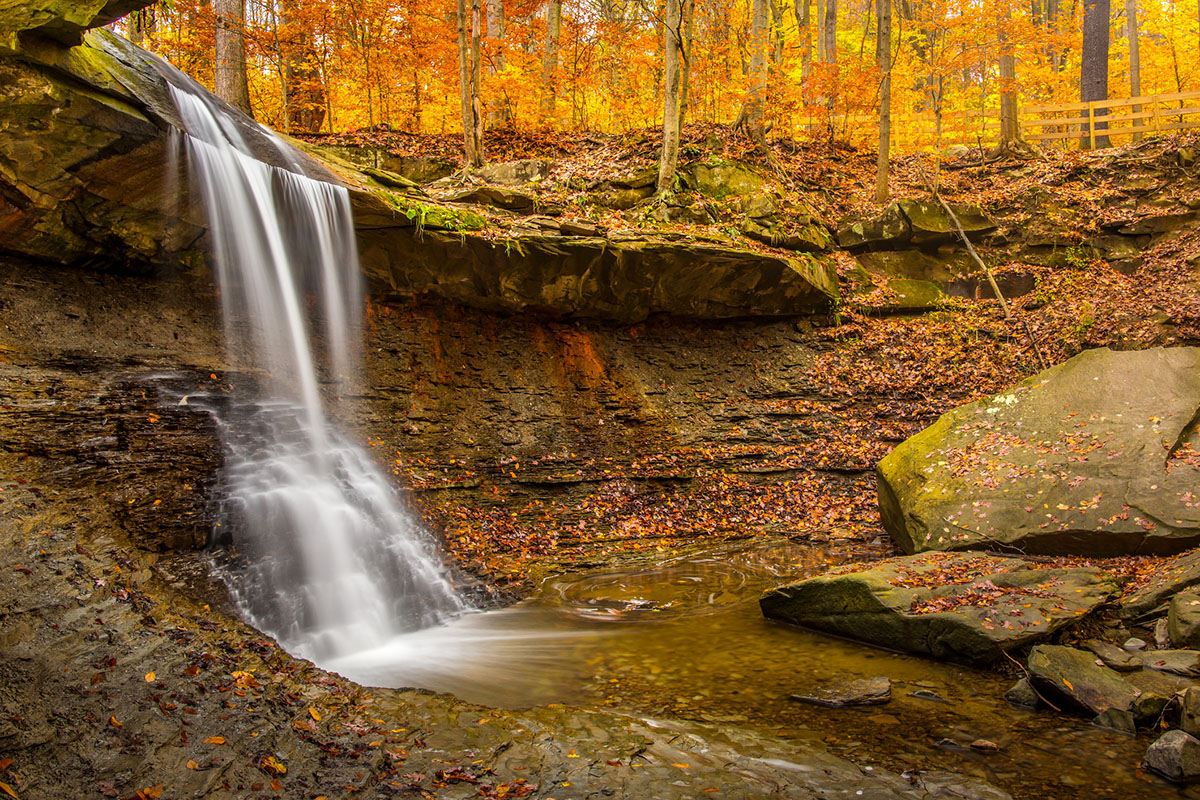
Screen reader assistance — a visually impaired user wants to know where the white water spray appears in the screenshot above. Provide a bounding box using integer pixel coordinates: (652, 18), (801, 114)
(167, 81), (465, 662)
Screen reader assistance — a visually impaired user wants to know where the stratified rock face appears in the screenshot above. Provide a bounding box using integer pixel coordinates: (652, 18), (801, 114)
(878, 347), (1200, 556)
(354, 226), (838, 322)
(759, 552), (1116, 664)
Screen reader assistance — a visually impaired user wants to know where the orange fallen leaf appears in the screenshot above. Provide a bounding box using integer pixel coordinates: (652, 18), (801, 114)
(0, 761), (10, 773)
(270, 779), (282, 791)
(144, 672), (156, 683)
(140, 784), (163, 799)
(203, 736), (225, 745)
(186, 760), (199, 771)
(308, 707), (321, 722)
(260, 755), (286, 776)
(0, 782), (19, 800)
(109, 716), (122, 728)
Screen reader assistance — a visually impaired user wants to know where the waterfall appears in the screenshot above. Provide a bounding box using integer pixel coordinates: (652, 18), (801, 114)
(166, 81), (466, 662)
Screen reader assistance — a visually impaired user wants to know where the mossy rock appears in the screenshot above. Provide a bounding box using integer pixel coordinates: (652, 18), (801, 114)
(878, 347), (1200, 556)
(761, 552), (1116, 664)
(685, 161), (765, 198)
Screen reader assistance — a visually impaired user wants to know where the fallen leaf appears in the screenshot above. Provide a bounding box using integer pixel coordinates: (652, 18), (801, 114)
(144, 672), (156, 683)
(260, 755), (286, 776)
(270, 779), (282, 791)
(186, 760), (199, 770)
(0, 782), (18, 800)
(109, 716), (122, 728)
(0, 761), (9, 774)
(308, 707), (321, 722)
(203, 736), (225, 745)
(139, 784), (163, 799)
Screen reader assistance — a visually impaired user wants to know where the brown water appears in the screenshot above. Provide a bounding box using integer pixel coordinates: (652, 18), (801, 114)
(331, 540), (1198, 800)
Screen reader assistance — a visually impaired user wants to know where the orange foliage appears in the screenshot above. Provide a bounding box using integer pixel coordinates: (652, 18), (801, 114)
(127, 0), (1200, 149)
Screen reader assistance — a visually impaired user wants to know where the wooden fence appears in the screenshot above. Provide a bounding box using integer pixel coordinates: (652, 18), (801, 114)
(790, 89), (1200, 153)
(1023, 89), (1200, 148)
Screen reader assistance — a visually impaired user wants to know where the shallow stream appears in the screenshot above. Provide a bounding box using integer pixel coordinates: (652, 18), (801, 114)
(330, 539), (1197, 800)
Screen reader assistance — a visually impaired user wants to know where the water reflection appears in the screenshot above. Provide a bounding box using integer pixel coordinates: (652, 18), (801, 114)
(332, 540), (1195, 799)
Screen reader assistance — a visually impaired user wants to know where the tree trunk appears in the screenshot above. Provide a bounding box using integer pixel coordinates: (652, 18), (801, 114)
(1127, 0), (1142, 141)
(822, 0), (837, 64)
(541, 0), (562, 120)
(876, 0), (890, 203)
(214, 0), (253, 117)
(281, 0), (327, 133)
(770, 0), (784, 69)
(128, 10), (145, 45)
(486, 0), (509, 126)
(457, 0), (484, 167)
(471, 0), (484, 160)
(1080, 0), (1111, 148)
(680, 0), (695, 128)
(998, 6), (1020, 146)
(795, 0), (812, 77)
(735, 0), (769, 142)
(816, 0), (826, 62)
(658, 0), (683, 193)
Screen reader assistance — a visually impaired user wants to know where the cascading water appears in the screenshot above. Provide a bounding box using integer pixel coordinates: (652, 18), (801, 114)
(165, 78), (465, 662)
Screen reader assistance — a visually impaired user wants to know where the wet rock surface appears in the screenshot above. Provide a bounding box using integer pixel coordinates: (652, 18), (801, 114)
(791, 676), (893, 707)
(760, 552), (1116, 664)
(1144, 729), (1200, 783)
(878, 347), (1200, 556)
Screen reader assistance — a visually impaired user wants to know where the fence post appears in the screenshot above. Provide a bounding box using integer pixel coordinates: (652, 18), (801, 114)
(1153, 100), (1161, 134)
(1088, 103), (1096, 150)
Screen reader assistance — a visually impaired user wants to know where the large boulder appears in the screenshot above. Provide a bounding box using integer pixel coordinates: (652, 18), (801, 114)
(878, 347), (1200, 556)
(760, 551), (1116, 664)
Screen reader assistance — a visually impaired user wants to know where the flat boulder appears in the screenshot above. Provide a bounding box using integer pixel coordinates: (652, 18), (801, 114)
(1120, 549), (1200, 619)
(878, 347), (1200, 556)
(760, 552), (1116, 664)
(1027, 645), (1142, 717)
(897, 199), (996, 247)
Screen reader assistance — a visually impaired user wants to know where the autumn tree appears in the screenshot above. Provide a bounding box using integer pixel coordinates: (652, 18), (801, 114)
(795, 0), (812, 77)
(486, 0), (510, 126)
(542, 0), (562, 120)
(734, 0), (769, 142)
(458, 0), (485, 166)
(1127, 0), (1142, 140)
(997, 1), (1020, 149)
(1080, 0), (1111, 148)
(876, 0), (890, 202)
(279, 0), (327, 133)
(214, 0), (253, 116)
(658, 0), (688, 193)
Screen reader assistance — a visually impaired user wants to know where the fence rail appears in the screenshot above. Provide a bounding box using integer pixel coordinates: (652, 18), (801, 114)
(789, 89), (1200, 153)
